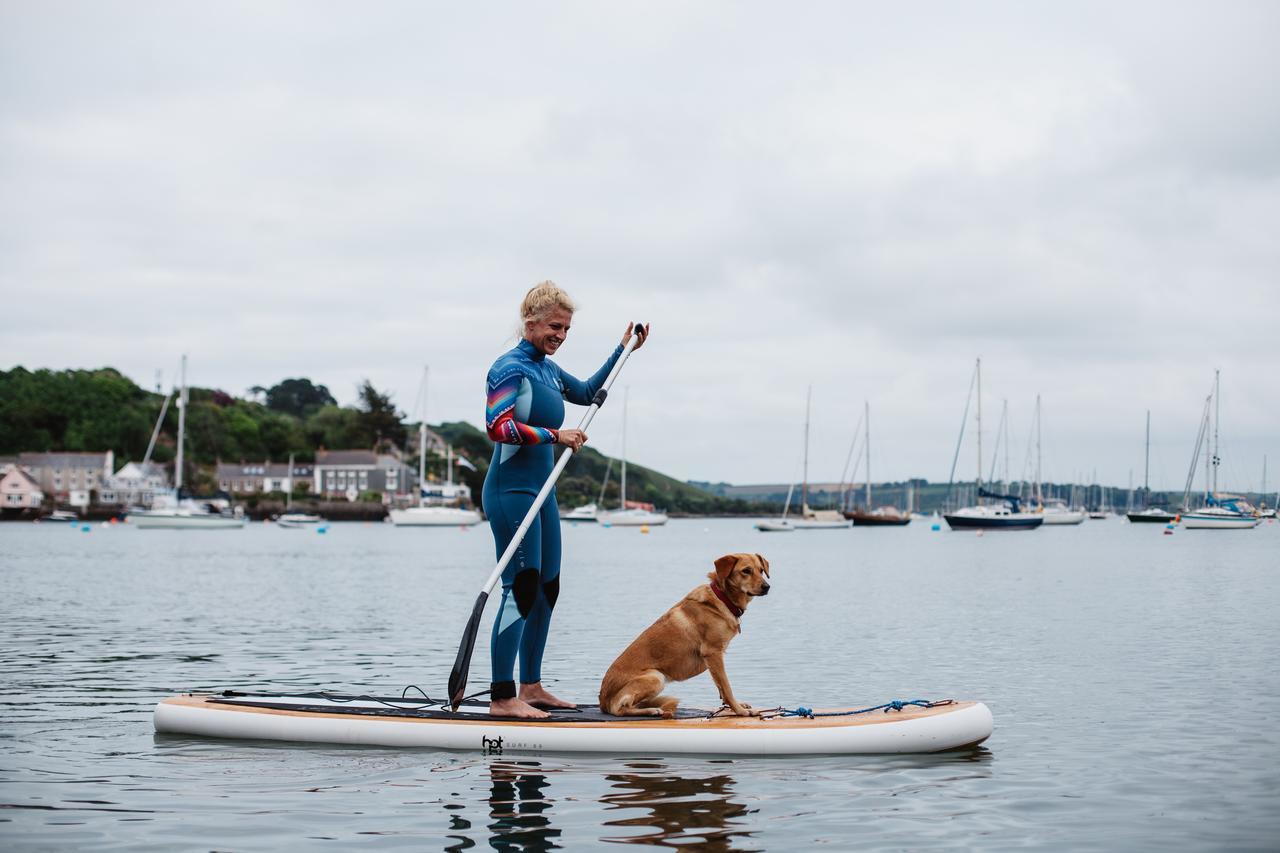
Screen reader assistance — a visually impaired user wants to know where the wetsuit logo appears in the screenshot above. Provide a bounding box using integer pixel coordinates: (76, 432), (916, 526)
(482, 735), (504, 755)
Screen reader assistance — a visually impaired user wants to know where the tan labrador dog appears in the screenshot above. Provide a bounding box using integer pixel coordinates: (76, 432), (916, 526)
(599, 553), (771, 718)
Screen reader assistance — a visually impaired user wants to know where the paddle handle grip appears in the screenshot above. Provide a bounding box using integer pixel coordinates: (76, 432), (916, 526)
(477, 326), (644, 597)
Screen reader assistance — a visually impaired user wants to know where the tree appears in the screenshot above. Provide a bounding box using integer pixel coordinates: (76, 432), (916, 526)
(265, 378), (337, 419)
(356, 380), (407, 449)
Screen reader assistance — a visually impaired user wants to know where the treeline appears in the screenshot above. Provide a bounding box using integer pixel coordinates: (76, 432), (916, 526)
(0, 367), (408, 467)
(0, 367), (765, 515)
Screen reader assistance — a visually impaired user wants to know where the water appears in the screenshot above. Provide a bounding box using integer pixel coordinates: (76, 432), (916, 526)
(2, 518), (1278, 850)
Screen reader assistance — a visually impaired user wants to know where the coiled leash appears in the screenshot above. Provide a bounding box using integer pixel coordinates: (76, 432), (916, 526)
(707, 699), (955, 720)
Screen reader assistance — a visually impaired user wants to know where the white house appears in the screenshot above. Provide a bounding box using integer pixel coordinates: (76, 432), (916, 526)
(101, 461), (170, 508)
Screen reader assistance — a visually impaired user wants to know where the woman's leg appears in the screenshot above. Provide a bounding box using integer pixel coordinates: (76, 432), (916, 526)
(487, 487), (546, 716)
(517, 495), (575, 709)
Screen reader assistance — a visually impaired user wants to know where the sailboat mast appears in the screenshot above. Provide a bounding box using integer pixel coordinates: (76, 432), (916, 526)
(975, 358), (983, 496)
(620, 387), (628, 509)
(1144, 409), (1151, 502)
(802, 386), (811, 511)
(175, 354), (187, 491)
(417, 367), (429, 508)
(1211, 369), (1220, 495)
(286, 452), (294, 510)
(447, 445), (454, 487)
(1035, 395), (1042, 505)
(864, 400), (871, 509)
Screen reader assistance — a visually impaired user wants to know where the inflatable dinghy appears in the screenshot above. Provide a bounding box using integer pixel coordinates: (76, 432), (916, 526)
(154, 692), (993, 755)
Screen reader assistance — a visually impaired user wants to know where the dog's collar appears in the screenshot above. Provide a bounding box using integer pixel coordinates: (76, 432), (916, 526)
(710, 582), (744, 619)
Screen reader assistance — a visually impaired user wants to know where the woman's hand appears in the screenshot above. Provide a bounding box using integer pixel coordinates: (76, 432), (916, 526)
(557, 429), (588, 451)
(621, 322), (650, 352)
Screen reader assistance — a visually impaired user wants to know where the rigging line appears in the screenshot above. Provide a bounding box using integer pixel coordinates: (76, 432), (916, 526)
(945, 362), (979, 506)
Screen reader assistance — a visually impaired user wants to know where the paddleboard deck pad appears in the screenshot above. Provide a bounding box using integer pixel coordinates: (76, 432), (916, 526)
(154, 691), (993, 755)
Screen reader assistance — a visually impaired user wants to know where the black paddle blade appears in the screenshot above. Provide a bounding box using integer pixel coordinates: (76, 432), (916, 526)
(448, 591), (489, 711)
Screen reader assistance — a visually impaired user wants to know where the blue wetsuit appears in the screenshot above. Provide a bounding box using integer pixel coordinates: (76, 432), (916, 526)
(483, 338), (623, 699)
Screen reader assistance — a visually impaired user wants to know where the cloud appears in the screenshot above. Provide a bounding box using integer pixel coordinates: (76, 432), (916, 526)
(2, 1), (1278, 492)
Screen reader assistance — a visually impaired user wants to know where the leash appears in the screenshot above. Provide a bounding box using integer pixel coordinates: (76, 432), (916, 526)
(706, 698), (955, 720)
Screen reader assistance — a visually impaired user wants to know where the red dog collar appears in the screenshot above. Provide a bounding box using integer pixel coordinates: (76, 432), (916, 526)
(710, 582), (744, 618)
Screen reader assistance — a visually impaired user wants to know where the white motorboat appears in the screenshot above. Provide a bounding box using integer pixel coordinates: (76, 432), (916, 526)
(277, 513), (323, 529)
(389, 505), (483, 527)
(563, 502), (600, 522)
(43, 509), (80, 523)
(598, 507), (669, 527)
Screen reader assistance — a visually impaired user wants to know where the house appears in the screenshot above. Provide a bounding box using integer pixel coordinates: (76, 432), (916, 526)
(100, 461), (170, 508)
(216, 461), (315, 494)
(17, 451), (114, 501)
(1, 464), (45, 511)
(313, 450), (415, 502)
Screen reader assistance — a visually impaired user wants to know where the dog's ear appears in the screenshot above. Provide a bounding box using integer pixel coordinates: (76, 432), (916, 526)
(756, 554), (770, 576)
(713, 554), (738, 584)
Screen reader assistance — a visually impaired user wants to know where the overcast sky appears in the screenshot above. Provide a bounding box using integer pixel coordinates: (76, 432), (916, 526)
(3, 1), (1277, 492)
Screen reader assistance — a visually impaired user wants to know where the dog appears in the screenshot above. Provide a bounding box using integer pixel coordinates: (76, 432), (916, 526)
(599, 552), (771, 718)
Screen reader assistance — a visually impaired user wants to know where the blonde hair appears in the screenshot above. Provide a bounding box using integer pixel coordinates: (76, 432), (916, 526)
(520, 280), (575, 326)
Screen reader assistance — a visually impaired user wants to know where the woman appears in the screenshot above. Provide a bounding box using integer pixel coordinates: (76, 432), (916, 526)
(483, 281), (648, 719)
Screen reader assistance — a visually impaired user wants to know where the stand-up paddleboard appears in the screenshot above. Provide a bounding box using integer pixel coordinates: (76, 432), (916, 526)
(154, 692), (992, 755)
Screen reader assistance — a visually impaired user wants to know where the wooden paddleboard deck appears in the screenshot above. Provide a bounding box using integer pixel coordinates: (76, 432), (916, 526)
(154, 692), (993, 755)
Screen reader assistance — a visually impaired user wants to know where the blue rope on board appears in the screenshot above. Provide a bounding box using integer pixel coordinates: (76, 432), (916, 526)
(770, 699), (952, 719)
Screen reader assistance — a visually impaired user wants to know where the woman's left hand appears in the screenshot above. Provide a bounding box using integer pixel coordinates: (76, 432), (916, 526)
(622, 322), (650, 352)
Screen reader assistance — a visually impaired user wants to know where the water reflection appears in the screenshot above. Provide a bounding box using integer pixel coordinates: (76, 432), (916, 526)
(445, 761), (561, 852)
(601, 762), (757, 850)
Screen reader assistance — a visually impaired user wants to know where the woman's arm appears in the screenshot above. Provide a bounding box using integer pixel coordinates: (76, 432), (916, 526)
(486, 371), (558, 445)
(558, 344), (624, 406)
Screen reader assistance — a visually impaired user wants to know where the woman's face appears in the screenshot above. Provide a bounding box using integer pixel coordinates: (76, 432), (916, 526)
(525, 307), (572, 356)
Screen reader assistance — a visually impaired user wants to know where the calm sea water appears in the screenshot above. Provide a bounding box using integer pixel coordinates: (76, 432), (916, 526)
(2, 516), (1278, 850)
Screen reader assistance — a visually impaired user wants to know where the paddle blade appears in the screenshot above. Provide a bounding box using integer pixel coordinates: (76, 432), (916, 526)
(448, 591), (489, 711)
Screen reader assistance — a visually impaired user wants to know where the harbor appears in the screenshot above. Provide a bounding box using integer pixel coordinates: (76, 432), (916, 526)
(3, 518), (1278, 848)
(4, 1), (1278, 849)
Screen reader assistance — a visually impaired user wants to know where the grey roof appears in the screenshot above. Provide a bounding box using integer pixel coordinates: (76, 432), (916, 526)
(316, 450), (377, 466)
(216, 461), (314, 478)
(19, 451), (110, 469)
(2, 466), (42, 489)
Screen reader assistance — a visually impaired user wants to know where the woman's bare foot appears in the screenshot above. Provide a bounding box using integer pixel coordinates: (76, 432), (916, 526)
(519, 682), (577, 710)
(489, 697), (549, 719)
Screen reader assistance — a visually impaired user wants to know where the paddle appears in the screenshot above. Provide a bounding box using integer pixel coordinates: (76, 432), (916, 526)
(448, 323), (647, 710)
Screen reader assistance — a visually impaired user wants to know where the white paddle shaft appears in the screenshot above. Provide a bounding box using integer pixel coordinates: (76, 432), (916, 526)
(478, 332), (642, 596)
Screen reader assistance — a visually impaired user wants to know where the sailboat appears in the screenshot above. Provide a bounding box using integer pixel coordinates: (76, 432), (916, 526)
(1033, 396), (1085, 525)
(1127, 411), (1176, 523)
(1179, 370), (1260, 530)
(942, 358), (1043, 531)
(563, 458), (611, 522)
(389, 368), (483, 527)
(597, 388), (668, 527)
(1258, 457), (1276, 519)
(277, 453), (323, 528)
(755, 482), (797, 532)
(779, 387), (849, 530)
(132, 355), (246, 529)
(844, 401), (910, 526)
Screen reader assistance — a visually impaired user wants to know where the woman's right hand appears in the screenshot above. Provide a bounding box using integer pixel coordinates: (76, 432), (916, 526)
(557, 429), (588, 451)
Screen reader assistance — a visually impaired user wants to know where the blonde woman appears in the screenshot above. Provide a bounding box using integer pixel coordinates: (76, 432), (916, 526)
(483, 282), (648, 719)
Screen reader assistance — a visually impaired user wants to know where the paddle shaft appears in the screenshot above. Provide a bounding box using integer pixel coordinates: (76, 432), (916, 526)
(449, 324), (645, 708)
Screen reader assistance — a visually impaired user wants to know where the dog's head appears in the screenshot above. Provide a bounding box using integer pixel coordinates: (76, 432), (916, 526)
(711, 553), (771, 597)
